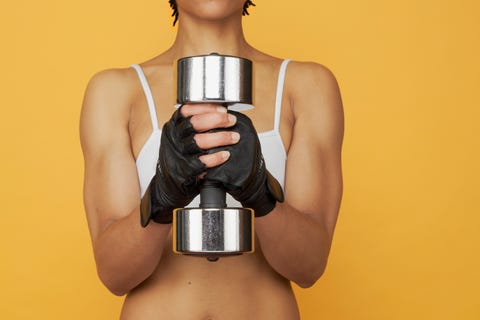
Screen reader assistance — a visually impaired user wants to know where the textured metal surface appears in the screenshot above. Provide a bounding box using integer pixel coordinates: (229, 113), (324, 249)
(176, 53), (253, 104)
(173, 208), (254, 256)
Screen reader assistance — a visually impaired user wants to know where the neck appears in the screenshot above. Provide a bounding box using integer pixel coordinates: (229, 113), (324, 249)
(168, 14), (253, 59)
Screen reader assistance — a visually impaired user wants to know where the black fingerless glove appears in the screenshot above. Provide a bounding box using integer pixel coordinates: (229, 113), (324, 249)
(205, 111), (284, 217)
(140, 107), (205, 227)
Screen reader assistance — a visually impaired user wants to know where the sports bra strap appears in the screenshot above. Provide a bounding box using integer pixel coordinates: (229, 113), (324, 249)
(131, 64), (159, 130)
(274, 59), (291, 132)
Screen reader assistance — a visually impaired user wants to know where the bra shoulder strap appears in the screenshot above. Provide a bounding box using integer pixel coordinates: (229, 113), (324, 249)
(131, 64), (159, 130)
(273, 59), (291, 132)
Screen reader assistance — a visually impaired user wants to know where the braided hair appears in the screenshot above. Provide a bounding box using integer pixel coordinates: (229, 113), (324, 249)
(242, 0), (256, 16)
(168, 0), (256, 26)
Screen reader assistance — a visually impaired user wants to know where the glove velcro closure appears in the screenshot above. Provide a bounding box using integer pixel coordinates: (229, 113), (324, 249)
(139, 178), (175, 227)
(240, 170), (284, 217)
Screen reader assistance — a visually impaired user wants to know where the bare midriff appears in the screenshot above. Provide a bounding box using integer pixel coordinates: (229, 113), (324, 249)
(120, 231), (300, 320)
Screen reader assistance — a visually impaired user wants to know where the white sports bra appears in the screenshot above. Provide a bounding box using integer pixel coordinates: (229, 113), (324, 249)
(131, 59), (291, 207)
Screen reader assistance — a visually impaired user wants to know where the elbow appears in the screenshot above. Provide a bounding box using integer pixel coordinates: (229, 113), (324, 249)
(97, 269), (130, 296)
(294, 260), (328, 289)
(295, 225), (334, 288)
(296, 281), (316, 289)
(107, 285), (129, 297)
(294, 271), (324, 289)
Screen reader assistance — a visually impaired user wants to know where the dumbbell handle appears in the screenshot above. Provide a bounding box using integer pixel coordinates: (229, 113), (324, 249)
(199, 103), (228, 209)
(199, 180), (227, 209)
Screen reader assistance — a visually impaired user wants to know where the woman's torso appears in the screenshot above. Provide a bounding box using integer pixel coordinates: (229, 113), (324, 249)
(121, 54), (298, 320)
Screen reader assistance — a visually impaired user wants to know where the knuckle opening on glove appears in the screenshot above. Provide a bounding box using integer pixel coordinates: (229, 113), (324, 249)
(179, 136), (202, 154)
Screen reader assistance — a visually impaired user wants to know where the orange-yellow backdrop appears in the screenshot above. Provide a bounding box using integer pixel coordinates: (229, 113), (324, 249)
(1, 0), (479, 319)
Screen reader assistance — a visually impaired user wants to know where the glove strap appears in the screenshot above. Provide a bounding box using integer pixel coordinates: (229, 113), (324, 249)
(140, 180), (174, 227)
(242, 171), (284, 217)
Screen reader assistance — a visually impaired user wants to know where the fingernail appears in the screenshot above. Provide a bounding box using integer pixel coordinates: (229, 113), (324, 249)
(217, 106), (228, 113)
(231, 132), (240, 142)
(228, 114), (237, 124)
(222, 151), (230, 159)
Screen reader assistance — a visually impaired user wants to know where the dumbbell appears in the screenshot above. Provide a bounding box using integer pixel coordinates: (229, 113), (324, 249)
(173, 53), (254, 262)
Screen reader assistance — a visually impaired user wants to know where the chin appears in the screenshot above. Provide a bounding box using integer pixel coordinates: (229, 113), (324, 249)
(177, 0), (245, 21)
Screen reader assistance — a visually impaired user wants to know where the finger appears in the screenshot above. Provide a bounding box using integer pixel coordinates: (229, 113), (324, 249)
(198, 151), (230, 168)
(180, 104), (227, 117)
(194, 131), (240, 150)
(190, 112), (237, 132)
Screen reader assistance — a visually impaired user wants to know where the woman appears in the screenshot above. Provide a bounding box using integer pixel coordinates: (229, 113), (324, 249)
(80, 0), (344, 319)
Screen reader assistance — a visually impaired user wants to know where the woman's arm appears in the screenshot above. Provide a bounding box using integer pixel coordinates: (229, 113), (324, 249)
(255, 62), (344, 288)
(80, 69), (171, 296)
(80, 70), (237, 295)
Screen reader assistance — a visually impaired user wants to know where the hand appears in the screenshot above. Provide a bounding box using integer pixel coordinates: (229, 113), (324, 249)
(205, 111), (284, 217)
(140, 104), (238, 226)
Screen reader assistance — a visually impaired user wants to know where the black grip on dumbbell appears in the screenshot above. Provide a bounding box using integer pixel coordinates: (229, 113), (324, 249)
(199, 180), (227, 208)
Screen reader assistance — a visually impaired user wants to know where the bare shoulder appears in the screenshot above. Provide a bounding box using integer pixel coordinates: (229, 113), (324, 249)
(286, 61), (344, 145)
(287, 61), (341, 108)
(287, 61), (338, 84)
(80, 67), (139, 152)
(81, 67), (138, 117)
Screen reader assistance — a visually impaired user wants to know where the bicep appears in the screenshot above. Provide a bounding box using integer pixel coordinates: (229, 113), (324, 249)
(83, 142), (140, 242)
(80, 70), (140, 242)
(284, 64), (344, 235)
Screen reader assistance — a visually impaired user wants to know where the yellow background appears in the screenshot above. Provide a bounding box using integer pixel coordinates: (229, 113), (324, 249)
(1, 0), (479, 319)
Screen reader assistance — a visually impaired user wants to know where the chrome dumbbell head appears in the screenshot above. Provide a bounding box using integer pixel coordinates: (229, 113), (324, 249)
(176, 53), (253, 105)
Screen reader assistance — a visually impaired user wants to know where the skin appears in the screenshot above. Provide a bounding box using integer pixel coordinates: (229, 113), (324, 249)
(80, 0), (344, 319)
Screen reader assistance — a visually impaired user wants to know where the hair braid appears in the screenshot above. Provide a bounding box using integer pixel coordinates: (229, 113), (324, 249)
(242, 1), (256, 16)
(169, 0), (179, 26)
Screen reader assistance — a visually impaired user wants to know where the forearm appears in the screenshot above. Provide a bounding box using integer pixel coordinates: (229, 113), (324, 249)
(93, 207), (171, 295)
(255, 202), (332, 288)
